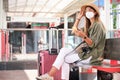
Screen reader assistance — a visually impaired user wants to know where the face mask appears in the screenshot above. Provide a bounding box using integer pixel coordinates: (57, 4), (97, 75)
(85, 12), (94, 19)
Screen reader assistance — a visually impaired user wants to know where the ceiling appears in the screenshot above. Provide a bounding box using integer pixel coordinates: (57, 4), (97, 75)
(4, 0), (95, 18)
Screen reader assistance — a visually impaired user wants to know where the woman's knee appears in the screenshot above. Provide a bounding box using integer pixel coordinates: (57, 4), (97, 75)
(64, 54), (80, 63)
(60, 47), (73, 54)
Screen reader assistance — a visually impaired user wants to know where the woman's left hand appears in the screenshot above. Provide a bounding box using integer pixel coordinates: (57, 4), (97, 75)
(74, 29), (85, 38)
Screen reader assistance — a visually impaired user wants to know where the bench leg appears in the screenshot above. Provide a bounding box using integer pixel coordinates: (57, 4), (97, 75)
(97, 70), (113, 80)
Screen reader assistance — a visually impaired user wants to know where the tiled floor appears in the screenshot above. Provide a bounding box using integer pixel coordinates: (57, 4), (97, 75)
(0, 70), (37, 80)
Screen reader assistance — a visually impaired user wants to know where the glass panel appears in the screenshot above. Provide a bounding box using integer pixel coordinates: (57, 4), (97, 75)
(55, 0), (73, 10)
(27, 0), (37, 5)
(0, 29), (62, 61)
(17, 0), (26, 6)
(0, 29), (83, 62)
(24, 6), (33, 11)
(0, 29), (50, 61)
(110, 3), (120, 29)
(45, 0), (60, 8)
(9, 7), (16, 11)
(41, 7), (50, 12)
(17, 0), (27, 3)
(16, 7), (24, 12)
(65, 30), (82, 48)
(9, 0), (16, 5)
(36, 0), (47, 6)
(106, 30), (120, 39)
(33, 6), (41, 12)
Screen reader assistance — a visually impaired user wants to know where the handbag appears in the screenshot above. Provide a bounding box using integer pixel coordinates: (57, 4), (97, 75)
(74, 41), (92, 55)
(64, 41), (92, 64)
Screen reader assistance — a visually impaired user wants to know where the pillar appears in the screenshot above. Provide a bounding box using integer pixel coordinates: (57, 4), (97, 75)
(64, 14), (68, 47)
(0, 0), (3, 61)
(104, 0), (111, 30)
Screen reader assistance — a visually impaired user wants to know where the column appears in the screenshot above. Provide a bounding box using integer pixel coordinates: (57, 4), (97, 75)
(0, 0), (3, 28)
(64, 14), (68, 47)
(0, 0), (6, 29)
(104, 0), (111, 30)
(0, 30), (1, 61)
(0, 0), (3, 61)
(2, 9), (7, 29)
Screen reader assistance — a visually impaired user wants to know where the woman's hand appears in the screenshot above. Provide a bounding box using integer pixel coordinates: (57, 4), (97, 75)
(77, 10), (84, 20)
(72, 10), (85, 37)
(75, 30), (85, 38)
(72, 27), (85, 38)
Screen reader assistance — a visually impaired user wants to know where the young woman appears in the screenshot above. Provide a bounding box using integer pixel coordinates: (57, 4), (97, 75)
(36, 3), (106, 80)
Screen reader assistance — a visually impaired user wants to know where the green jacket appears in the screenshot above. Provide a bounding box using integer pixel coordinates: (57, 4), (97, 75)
(78, 22), (106, 65)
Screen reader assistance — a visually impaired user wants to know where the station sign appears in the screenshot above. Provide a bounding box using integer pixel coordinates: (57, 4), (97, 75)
(7, 16), (60, 23)
(60, 17), (74, 23)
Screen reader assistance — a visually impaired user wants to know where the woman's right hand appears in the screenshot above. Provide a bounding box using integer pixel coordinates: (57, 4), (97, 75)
(77, 10), (84, 20)
(72, 10), (84, 34)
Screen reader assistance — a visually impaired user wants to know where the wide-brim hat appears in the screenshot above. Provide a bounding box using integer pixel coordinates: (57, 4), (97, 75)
(81, 3), (100, 17)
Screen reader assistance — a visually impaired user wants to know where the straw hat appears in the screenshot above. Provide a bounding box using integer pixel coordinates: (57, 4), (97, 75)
(81, 3), (100, 17)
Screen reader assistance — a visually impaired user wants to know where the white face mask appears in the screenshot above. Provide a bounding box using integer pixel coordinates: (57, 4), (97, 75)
(85, 12), (94, 19)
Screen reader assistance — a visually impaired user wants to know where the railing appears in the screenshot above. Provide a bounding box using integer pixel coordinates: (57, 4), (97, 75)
(0, 29), (81, 61)
(1, 28), (120, 62)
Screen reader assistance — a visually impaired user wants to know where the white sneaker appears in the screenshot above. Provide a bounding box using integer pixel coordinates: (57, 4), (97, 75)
(36, 73), (53, 80)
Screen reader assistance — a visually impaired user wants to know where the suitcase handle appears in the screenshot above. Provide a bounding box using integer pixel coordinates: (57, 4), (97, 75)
(48, 27), (59, 55)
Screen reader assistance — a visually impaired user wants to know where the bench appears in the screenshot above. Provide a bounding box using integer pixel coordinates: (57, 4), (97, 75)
(70, 38), (120, 80)
(72, 38), (120, 71)
(92, 38), (120, 73)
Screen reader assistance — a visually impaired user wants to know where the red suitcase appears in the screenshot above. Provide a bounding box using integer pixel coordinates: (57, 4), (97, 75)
(37, 27), (61, 80)
(38, 50), (61, 80)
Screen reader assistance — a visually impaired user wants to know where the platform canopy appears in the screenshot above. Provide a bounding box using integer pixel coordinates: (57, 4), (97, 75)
(4, 0), (95, 18)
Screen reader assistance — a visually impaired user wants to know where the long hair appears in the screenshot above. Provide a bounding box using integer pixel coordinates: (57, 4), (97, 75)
(84, 6), (106, 36)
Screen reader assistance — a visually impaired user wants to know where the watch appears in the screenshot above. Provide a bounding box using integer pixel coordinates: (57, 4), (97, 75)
(84, 36), (87, 39)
